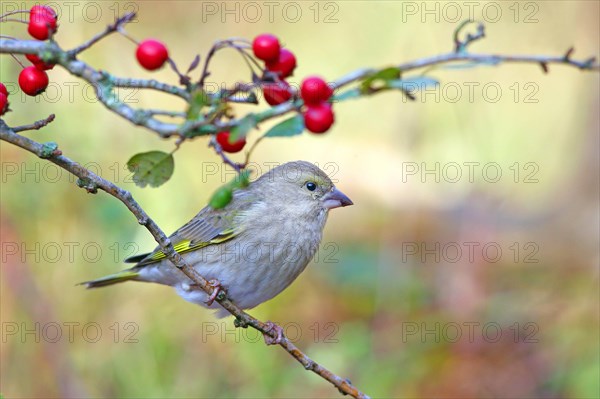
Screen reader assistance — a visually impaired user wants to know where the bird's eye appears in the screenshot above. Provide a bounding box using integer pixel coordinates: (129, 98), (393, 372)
(305, 181), (317, 191)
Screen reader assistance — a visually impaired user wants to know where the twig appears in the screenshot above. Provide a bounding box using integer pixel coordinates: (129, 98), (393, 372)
(12, 114), (56, 132)
(68, 12), (137, 56)
(208, 135), (244, 173)
(110, 76), (189, 100)
(199, 39), (254, 87)
(454, 20), (486, 53)
(144, 109), (186, 118)
(1, 26), (597, 140)
(0, 18), (28, 24)
(0, 119), (370, 399)
(330, 50), (598, 93)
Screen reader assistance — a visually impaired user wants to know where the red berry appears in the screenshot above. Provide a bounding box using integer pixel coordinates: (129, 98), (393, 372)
(136, 39), (169, 71)
(304, 103), (335, 134)
(0, 93), (9, 116)
(18, 66), (49, 96)
(28, 5), (57, 40)
(216, 131), (246, 153)
(263, 80), (292, 106)
(0, 83), (8, 97)
(301, 76), (333, 106)
(266, 49), (297, 78)
(28, 19), (57, 40)
(26, 54), (55, 70)
(31, 5), (57, 20)
(252, 34), (280, 62)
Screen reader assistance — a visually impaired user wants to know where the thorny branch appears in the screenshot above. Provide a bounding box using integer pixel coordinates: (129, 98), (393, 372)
(0, 18), (597, 142)
(0, 119), (370, 399)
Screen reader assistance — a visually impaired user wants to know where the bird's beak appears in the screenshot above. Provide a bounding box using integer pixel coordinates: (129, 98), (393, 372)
(322, 187), (353, 210)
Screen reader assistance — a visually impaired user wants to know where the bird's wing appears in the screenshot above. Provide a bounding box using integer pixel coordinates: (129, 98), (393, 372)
(125, 206), (241, 266)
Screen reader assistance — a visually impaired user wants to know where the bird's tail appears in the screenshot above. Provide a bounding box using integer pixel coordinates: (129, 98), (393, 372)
(80, 270), (139, 288)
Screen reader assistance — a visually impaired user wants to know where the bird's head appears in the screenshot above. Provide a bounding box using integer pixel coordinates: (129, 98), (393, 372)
(255, 161), (353, 214)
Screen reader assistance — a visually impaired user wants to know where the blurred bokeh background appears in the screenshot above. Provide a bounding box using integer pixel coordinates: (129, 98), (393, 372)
(1, 1), (598, 398)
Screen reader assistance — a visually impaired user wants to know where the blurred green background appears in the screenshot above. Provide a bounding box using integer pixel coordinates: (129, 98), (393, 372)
(1, 1), (598, 398)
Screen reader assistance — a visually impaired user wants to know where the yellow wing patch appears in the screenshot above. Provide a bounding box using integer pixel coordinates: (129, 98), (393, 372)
(147, 229), (237, 262)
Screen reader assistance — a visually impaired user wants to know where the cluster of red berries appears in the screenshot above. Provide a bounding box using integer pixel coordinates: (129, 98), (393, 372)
(300, 76), (334, 133)
(5, 15), (336, 146)
(251, 34), (335, 134)
(252, 34), (297, 107)
(16, 5), (59, 97)
(215, 34), (336, 153)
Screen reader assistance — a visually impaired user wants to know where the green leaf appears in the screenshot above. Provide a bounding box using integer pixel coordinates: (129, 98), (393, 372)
(231, 169), (251, 189)
(333, 88), (362, 102)
(186, 89), (210, 120)
(127, 151), (174, 188)
(209, 185), (233, 209)
(264, 114), (304, 137)
(209, 170), (252, 209)
(360, 67), (402, 93)
(230, 115), (257, 141)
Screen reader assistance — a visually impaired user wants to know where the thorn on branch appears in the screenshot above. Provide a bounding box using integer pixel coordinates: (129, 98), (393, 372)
(540, 62), (549, 73)
(400, 88), (417, 101)
(166, 58), (193, 89)
(187, 54), (201, 74)
(564, 47), (575, 60)
(582, 57), (597, 69)
(114, 12), (137, 28)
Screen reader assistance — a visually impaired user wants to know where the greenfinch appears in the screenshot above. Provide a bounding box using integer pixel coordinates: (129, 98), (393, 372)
(82, 161), (353, 317)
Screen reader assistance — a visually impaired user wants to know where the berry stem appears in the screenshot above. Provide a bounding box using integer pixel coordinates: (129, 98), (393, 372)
(198, 39), (260, 88)
(69, 12), (137, 56)
(117, 28), (139, 46)
(10, 53), (25, 68)
(1, 18), (28, 24)
(0, 10), (29, 20)
(242, 134), (266, 167)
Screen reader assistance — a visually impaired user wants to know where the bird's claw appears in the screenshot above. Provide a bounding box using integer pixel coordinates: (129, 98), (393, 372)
(263, 321), (284, 345)
(204, 279), (222, 306)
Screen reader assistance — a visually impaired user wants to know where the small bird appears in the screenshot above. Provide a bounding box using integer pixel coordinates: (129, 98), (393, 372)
(82, 161), (353, 319)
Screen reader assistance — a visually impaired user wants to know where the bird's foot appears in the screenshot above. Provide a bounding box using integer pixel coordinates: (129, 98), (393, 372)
(204, 279), (222, 306)
(263, 321), (284, 345)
